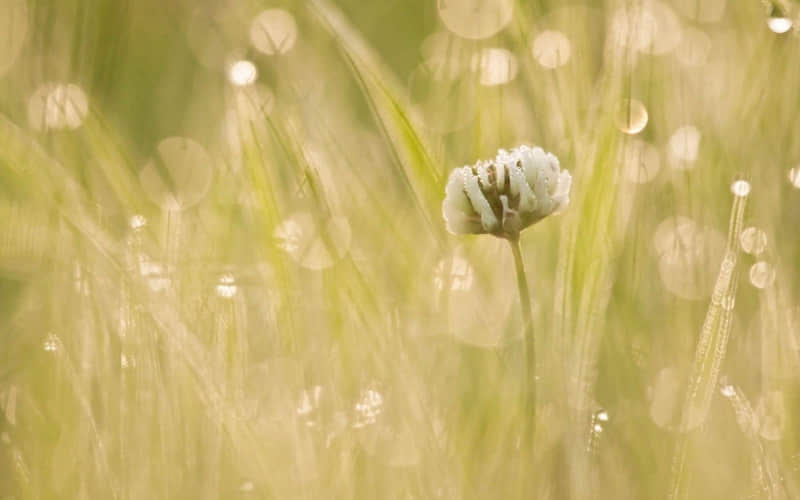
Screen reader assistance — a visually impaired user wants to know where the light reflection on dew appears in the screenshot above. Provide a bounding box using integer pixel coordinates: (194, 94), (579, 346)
(437, 0), (513, 40)
(215, 273), (238, 298)
(352, 388), (383, 428)
(73, 264), (90, 296)
(250, 9), (297, 55)
(138, 257), (171, 292)
(621, 139), (660, 183)
(749, 261), (776, 289)
(720, 384), (736, 398)
(596, 410), (609, 422)
(433, 256), (474, 291)
(28, 83), (89, 131)
(720, 294), (735, 311)
(768, 6), (793, 34)
(120, 354), (135, 369)
(274, 213), (352, 270)
(593, 423), (603, 433)
(788, 167), (800, 188)
(297, 385), (322, 417)
(138, 137), (214, 210)
(668, 126), (701, 169)
(0, 0), (27, 76)
(228, 60), (257, 86)
(739, 227), (767, 255)
(43, 333), (58, 352)
(129, 214), (147, 230)
(532, 30), (571, 69)
(730, 179), (751, 197)
(615, 99), (648, 135)
(471, 48), (517, 86)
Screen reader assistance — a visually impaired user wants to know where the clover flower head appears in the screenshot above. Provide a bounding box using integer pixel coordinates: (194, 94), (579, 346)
(442, 145), (572, 239)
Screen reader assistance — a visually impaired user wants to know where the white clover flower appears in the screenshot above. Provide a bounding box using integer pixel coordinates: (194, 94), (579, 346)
(442, 145), (571, 239)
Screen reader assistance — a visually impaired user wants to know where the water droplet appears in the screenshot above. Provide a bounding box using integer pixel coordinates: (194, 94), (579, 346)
(121, 353), (135, 369)
(616, 99), (648, 134)
(739, 227), (767, 255)
(28, 83), (89, 131)
(139, 137), (214, 210)
(720, 384), (736, 398)
(352, 388), (383, 428)
(228, 60), (257, 86)
(720, 294), (735, 311)
(532, 30), (571, 69)
(129, 214), (147, 230)
(471, 48), (518, 86)
(274, 213), (352, 270)
(668, 126), (701, 168)
(297, 385), (322, 417)
(593, 423), (603, 433)
(596, 410), (609, 422)
(43, 333), (58, 352)
(215, 273), (238, 298)
(434, 256), (474, 291)
(438, 0), (513, 40)
(250, 9), (297, 55)
(730, 179), (751, 197)
(788, 167), (800, 189)
(768, 6), (793, 34)
(749, 261), (775, 289)
(138, 257), (171, 292)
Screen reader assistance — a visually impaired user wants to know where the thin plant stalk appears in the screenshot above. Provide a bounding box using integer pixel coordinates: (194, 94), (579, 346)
(509, 236), (536, 441)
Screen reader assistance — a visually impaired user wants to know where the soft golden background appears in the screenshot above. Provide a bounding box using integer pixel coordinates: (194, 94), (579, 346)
(1, 0), (799, 498)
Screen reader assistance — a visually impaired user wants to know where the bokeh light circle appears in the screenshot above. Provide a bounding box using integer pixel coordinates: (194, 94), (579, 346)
(250, 9), (297, 55)
(28, 83), (89, 131)
(532, 30), (571, 69)
(438, 0), (513, 40)
(139, 137), (214, 210)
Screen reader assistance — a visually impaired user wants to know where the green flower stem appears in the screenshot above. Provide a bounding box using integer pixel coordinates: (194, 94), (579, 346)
(509, 236), (536, 441)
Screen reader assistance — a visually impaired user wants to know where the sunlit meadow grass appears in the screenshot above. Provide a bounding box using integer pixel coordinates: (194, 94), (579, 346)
(1, 0), (800, 498)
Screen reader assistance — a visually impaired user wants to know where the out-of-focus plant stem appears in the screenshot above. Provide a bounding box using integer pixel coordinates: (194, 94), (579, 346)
(509, 236), (535, 443)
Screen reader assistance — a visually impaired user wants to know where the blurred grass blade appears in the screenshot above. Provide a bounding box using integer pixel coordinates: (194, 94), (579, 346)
(309, 0), (443, 243)
(669, 191), (747, 500)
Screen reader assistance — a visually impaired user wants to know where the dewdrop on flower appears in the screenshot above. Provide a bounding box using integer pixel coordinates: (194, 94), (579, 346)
(442, 145), (572, 239)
